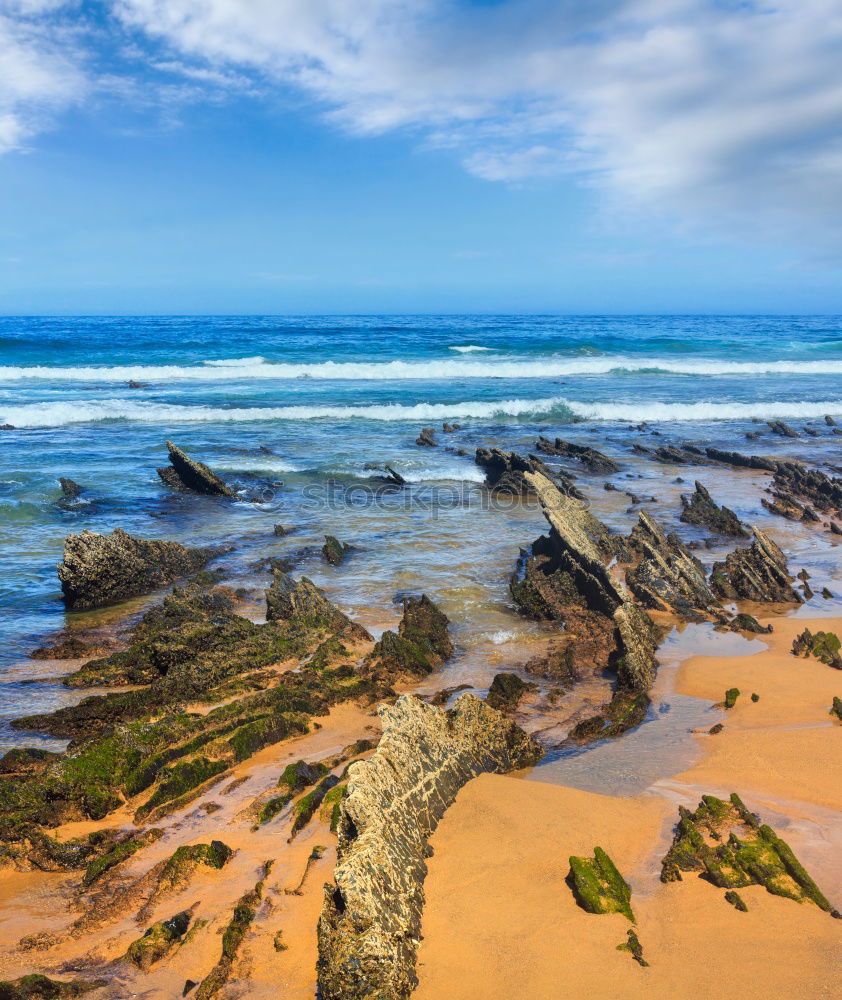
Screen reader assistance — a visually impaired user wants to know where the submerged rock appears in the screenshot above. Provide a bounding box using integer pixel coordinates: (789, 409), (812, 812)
(361, 595), (452, 683)
(157, 440), (236, 497)
(680, 481), (748, 537)
(660, 793), (837, 916)
(710, 529), (802, 604)
(703, 447), (778, 472)
(322, 535), (350, 565)
(58, 478), (83, 499)
(567, 846), (634, 920)
(415, 427), (436, 447)
(766, 462), (842, 524)
(534, 436), (619, 474)
(57, 527), (216, 610)
(767, 420), (799, 438)
(317, 694), (542, 1000)
(485, 672), (535, 712)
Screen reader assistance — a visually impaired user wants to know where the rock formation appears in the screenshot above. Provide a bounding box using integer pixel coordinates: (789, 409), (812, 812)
(765, 462), (842, 524)
(317, 694), (542, 1000)
(660, 793), (837, 916)
(710, 529), (802, 604)
(59, 477), (83, 498)
(157, 440), (236, 497)
(624, 511), (718, 617)
(474, 447), (582, 498)
(361, 595), (453, 683)
(266, 570), (372, 644)
(534, 436), (619, 474)
(415, 427), (436, 447)
(322, 535), (350, 565)
(57, 528), (216, 610)
(680, 481), (748, 537)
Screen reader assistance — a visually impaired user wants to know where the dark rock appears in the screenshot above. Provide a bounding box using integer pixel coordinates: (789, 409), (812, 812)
(415, 427), (436, 447)
(126, 380), (148, 389)
(475, 447), (582, 498)
(486, 673), (535, 712)
(830, 697), (842, 721)
(617, 928), (649, 966)
(710, 530), (802, 604)
(703, 447), (778, 472)
(442, 423), (461, 433)
(30, 635), (113, 659)
(767, 420), (799, 438)
(0, 975), (107, 998)
(725, 890), (748, 912)
(825, 415), (837, 426)
(822, 587), (834, 599)
(58, 478), (83, 498)
(57, 528), (216, 610)
(603, 482), (617, 491)
(766, 462), (842, 522)
(361, 595), (452, 683)
(367, 464), (406, 486)
(0, 748), (58, 777)
(317, 695), (542, 1000)
(266, 570), (372, 644)
(680, 481), (748, 537)
(723, 687), (740, 709)
(273, 523), (290, 536)
(322, 535), (350, 566)
(157, 440), (236, 497)
(725, 613), (772, 634)
(708, 723), (724, 735)
(660, 793), (835, 914)
(534, 436), (619, 474)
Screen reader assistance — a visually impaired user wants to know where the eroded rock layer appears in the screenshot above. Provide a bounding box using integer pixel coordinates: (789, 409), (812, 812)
(710, 529), (802, 604)
(317, 694), (542, 1000)
(57, 528), (216, 610)
(157, 440), (235, 497)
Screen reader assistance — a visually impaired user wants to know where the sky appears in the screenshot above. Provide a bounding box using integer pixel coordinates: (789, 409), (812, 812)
(0, 0), (841, 314)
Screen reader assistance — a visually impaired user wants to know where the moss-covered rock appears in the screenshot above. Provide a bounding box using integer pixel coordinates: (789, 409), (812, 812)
(156, 841), (233, 894)
(82, 828), (164, 886)
(830, 696), (842, 721)
(567, 847), (634, 921)
(485, 673), (535, 713)
(290, 776), (340, 840)
(661, 793), (837, 915)
(126, 910), (191, 970)
(0, 976), (106, 1000)
(723, 688), (740, 709)
(360, 595), (452, 683)
(725, 890), (748, 911)
(792, 629), (842, 668)
(322, 536), (350, 566)
(616, 928), (648, 966)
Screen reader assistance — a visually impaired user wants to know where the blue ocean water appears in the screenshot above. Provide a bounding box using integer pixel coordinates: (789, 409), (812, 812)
(1, 314), (841, 748)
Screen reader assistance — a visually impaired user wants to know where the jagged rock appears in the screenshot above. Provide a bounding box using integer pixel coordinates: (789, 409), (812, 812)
(766, 462), (842, 522)
(361, 596), (452, 683)
(0, 423), (15, 431)
(617, 928), (649, 966)
(725, 890), (748, 911)
(791, 629), (842, 668)
(660, 793), (837, 915)
(0, 975), (107, 998)
(58, 478), (83, 498)
(273, 523), (290, 536)
(317, 694), (542, 1000)
(157, 440), (236, 497)
(721, 613), (772, 634)
(57, 528), (216, 610)
(826, 415), (838, 426)
(704, 447), (778, 472)
(366, 465), (406, 486)
(127, 910), (191, 970)
(534, 437), (619, 474)
(475, 447), (582, 498)
(710, 530), (802, 604)
(322, 535), (350, 565)
(266, 570), (372, 644)
(624, 511), (718, 617)
(680, 481), (748, 537)
(567, 847), (634, 920)
(82, 828), (164, 886)
(485, 673), (535, 712)
(415, 427), (436, 447)
(289, 775), (340, 839)
(767, 420), (799, 438)
(633, 443), (716, 466)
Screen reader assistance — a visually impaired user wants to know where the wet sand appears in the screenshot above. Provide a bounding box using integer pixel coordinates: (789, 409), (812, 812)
(415, 616), (842, 1000)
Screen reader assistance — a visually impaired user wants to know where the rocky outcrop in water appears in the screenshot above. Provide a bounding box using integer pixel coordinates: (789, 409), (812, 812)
(703, 447), (778, 472)
(157, 440), (235, 497)
(57, 528), (216, 610)
(317, 694), (542, 1000)
(680, 481), (748, 537)
(625, 511), (718, 617)
(322, 535), (350, 565)
(361, 595), (453, 683)
(415, 428), (436, 447)
(266, 570), (372, 644)
(765, 462), (842, 524)
(710, 529), (802, 604)
(767, 420), (799, 438)
(534, 437), (619, 474)
(59, 478), (83, 499)
(474, 447), (582, 498)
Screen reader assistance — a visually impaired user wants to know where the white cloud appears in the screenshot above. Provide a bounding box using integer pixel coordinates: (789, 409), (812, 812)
(0, 1), (87, 152)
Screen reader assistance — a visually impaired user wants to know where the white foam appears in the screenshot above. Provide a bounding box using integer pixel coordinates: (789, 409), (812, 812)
(214, 456), (300, 473)
(3, 356), (842, 382)
(486, 630), (518, 645)
(568, 399), (842, 422)
(448, 345), (493, 353)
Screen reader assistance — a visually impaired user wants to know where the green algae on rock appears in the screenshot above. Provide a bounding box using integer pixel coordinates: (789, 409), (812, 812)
(723, 688), (740, 709)
(156, 841), (233, 894)
(322, 535), (350, 565)
(289, 775), (340, 840)
(126, 909), (192, 971)
(725, 890), (748, 912)
(661, 793), (837, 915)
(567, 846), (635, 921)
(361, 595), (453, 683)
(0, 975), (107, 1000)
(616, 927), (648, 966)
(485, 672), (535, 713)
(791, 628), (842, 669)
(82, 828), (164, 886)
(830, 696), (842, 721)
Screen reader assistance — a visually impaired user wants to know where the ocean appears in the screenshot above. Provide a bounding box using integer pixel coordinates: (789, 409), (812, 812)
(2, 314), (841, 750)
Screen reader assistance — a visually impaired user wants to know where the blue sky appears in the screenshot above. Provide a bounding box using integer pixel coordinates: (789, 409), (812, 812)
(0, 0), (841, 314)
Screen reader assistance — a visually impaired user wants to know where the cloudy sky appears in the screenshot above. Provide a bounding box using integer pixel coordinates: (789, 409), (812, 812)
(1, 0), (840, 313)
